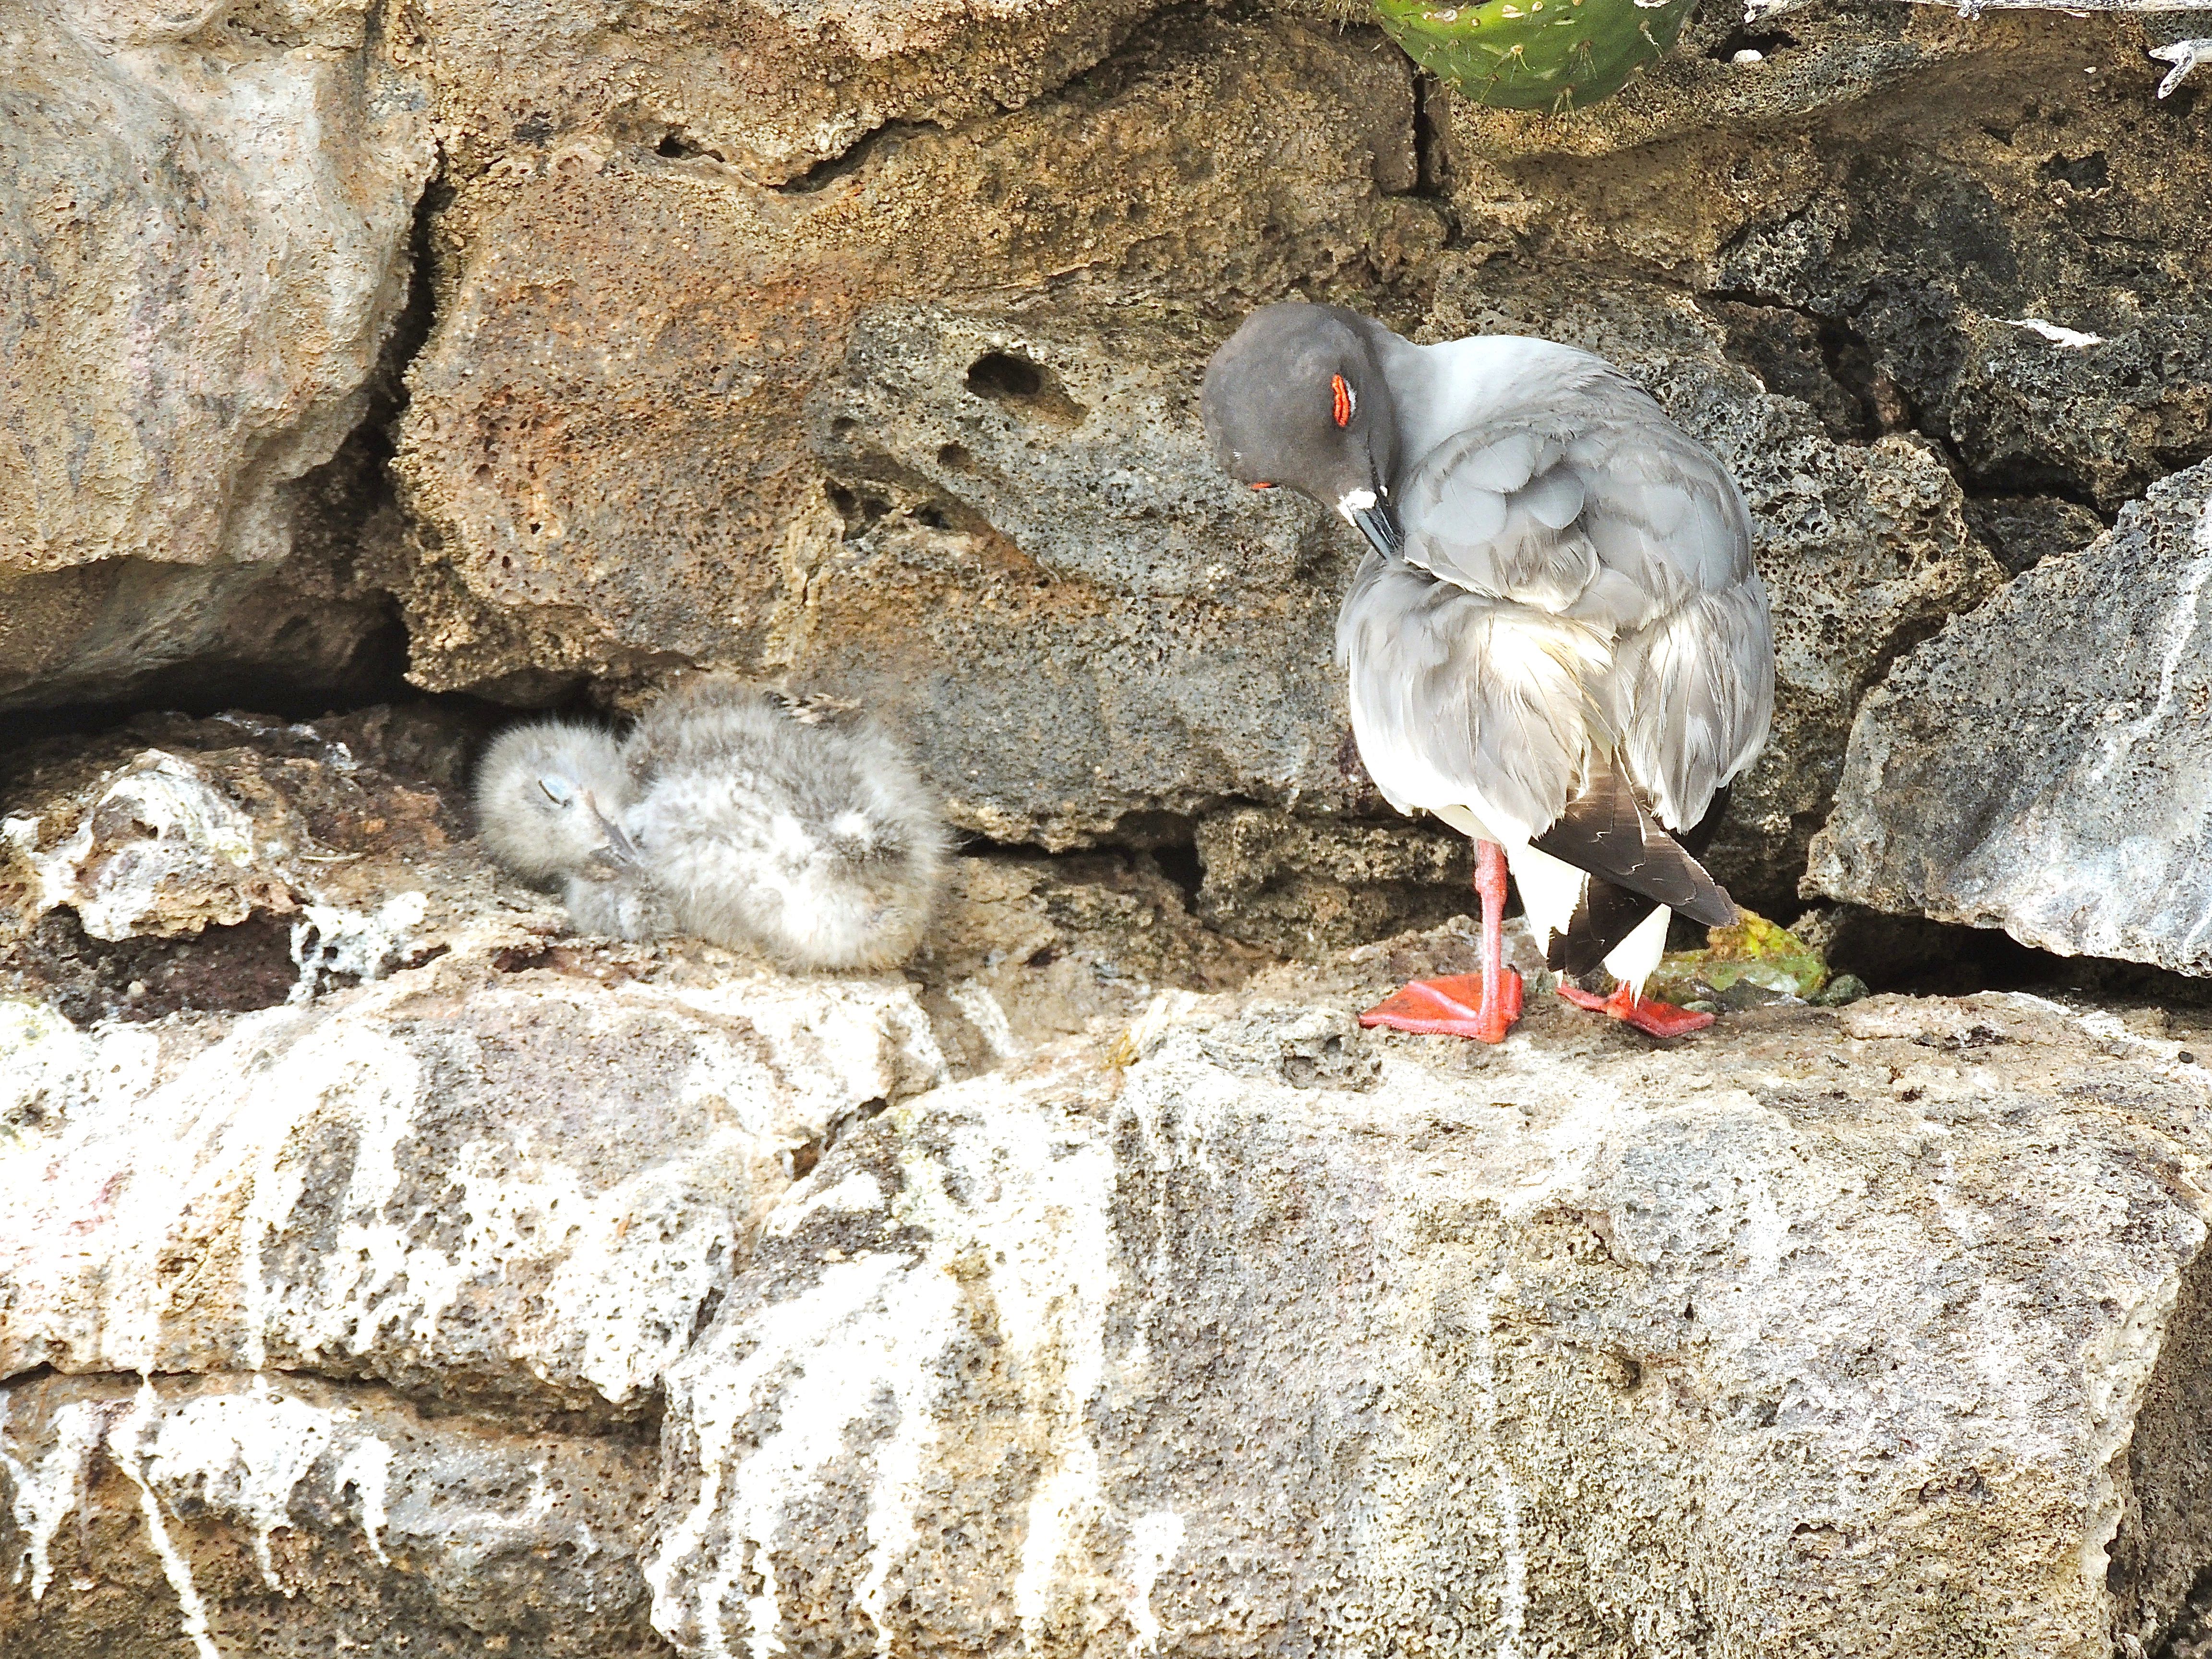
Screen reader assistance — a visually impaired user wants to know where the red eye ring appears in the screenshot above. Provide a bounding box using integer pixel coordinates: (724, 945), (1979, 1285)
(1331, 374), (1354, 429)
(1250, 481), (1274, 490)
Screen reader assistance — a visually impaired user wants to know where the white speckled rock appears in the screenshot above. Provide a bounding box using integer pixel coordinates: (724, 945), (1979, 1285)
(0, 1369), (666, 1658)
(0, 954), (947, 1411)
(9, 919), (2212, 1655)
(1807, 459), (2212, 973)
(637, 986), (2212, 1659)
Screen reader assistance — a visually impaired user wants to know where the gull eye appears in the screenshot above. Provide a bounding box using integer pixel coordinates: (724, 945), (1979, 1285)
(1331, 373), (1355, 428)
(538, 776), (576, 807)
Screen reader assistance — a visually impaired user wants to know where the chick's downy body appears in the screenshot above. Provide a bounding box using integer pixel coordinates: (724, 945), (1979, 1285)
(623, 679), (946, 971)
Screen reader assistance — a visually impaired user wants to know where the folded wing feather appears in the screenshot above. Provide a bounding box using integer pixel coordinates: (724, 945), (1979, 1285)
(1387, 355), (1772, 836)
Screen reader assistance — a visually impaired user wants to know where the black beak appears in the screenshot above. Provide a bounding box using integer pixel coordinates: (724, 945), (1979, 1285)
(1350, 499), (1404, 561)
(586, 794), (638, 866)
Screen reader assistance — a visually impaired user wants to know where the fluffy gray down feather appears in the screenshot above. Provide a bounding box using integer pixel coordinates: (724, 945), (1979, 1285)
(620, 677), (948, 971)
(473, 684), (947, 970)
(474, 721), (635, 882)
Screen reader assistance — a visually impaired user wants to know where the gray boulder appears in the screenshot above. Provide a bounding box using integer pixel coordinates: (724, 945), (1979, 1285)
(1807, 458), (2212, 974)
(0, 0), (433, 708)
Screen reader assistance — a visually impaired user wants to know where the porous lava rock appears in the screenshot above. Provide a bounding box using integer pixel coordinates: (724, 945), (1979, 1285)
(8, 708), (2212, 1656)
(11, 912), (2212, 1656)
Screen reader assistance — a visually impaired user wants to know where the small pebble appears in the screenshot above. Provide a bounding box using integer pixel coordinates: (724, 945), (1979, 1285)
(1814, 974), (1869, 1008)
(126, 980), (148, 999)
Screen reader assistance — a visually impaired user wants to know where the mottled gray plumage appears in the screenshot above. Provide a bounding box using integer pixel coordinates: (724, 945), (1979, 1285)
(622, 678), (948, 972)
(1203, 302), (1775, 988)
(474, 720), (663, 938)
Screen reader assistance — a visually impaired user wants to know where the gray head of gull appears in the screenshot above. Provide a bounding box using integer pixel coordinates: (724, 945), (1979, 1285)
(621, 676), (948, 972)
(474, 720), (664, 940)
(1202, 302), (1776, 1043)
(474, 720), (637, 882)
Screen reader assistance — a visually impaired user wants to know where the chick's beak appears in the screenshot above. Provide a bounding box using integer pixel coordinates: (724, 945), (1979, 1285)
(586, 794), (637, 866)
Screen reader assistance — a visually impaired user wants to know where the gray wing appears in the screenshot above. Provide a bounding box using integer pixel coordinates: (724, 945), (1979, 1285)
(1395, 361), (1773, 831)
(1336, 553), (1615, 841)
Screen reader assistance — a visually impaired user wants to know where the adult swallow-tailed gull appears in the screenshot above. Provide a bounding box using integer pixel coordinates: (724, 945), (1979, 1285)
(1202, 302), (1774, 1040)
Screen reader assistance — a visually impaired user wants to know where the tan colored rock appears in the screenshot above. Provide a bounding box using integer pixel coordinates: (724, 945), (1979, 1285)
(649, 979), (2212, 1659)
(410, 0), (1170, 188)
(0, 0), (433, 701)
(921, 850), (1265, 1061)
(0, 554), (398, 715)
(385, 12), (1437, 743)
(1193, 805), (1477, 953)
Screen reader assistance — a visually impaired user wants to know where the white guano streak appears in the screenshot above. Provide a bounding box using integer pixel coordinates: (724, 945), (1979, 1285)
(919, 1113), (1117, 1649)
(115, 1379), (223, 1659)
(288, 890), (429, 1003)
(142, 1383), (337, 1593)
(0, 1398), (108, 1599)
(2004, 317), (2105, 349)
(1122, 1511), (1186, 1657)
(649, 1088), (1123, 1659)
(643, 1255), (957, 1659)
(1467, 1282), (1527, 1659)
(331, 1436), (393, 1563)
(2088, 495), (2212, 791)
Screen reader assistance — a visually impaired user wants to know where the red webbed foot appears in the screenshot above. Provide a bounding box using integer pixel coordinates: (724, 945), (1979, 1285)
(1555, 978), (1714, 1038)
(1359, 970), (1525, 1043)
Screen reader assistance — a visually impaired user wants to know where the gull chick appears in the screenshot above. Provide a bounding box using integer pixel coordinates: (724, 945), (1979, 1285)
(623, 678), (947, 971)
(474, 720), (662, 939)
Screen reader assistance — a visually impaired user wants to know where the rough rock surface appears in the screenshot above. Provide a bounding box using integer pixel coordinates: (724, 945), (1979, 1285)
(11, 908), (2212, 1656)
(1445, 6), (2212, 514)
(10, 0), (2208, 929)
(0, 1370), (666, 1659)
(12, 3), (2212, 1652)
(1193, 805), (1478, 953)
(0, 0), (433, 705)
(1807, 458), (2212, 975)
(383, 9), (1434, 796)
(0, 706), (531, 1023)
(367, 0), (2212, 911)
(8, 711), (2212, 1654)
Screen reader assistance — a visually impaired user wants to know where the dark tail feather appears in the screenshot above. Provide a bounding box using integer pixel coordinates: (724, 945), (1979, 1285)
(1531, 757), (1736, 928)
(1540, 781), (1737, 973)
(1549, 878), (1655, 975)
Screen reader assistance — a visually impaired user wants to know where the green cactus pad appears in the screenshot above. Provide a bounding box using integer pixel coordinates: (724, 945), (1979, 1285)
(1372, 0), (1697, 112)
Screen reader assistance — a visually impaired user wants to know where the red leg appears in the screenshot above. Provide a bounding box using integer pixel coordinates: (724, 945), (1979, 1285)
(1555, 976), (1714, 1038)
(1359, 840), (1524, 1042)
